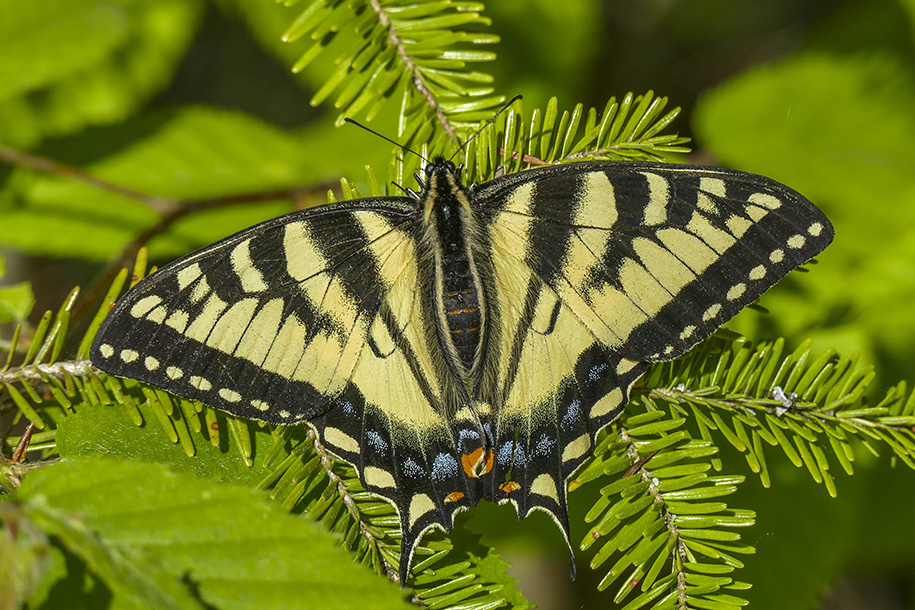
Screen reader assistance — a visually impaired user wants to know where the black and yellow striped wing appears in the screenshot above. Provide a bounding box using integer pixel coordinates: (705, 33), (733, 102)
(469, 161), (832, 552)
(91, 159), (833, 584)
(91, 198), (487, 579)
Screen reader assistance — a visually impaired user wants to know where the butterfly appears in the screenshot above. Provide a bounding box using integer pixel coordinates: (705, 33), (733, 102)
(91, 154), (833, 583)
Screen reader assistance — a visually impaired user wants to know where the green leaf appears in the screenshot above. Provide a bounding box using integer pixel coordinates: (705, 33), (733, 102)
(432, 533), (532, 610)
(0, 275), (35, 323)
(13, 458), (412, 610)
(693, 52), (915, 379)
(0, 505), (40, 610)
(56, 395), (280, 488)
(0, 0), (203, 147)
(696, 56), (915, 219)
(20, 499), (209, 610)
(0, 0), (127, 101)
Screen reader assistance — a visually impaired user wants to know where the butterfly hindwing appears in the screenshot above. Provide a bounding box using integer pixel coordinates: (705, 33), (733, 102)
(482, 275), (649, 540)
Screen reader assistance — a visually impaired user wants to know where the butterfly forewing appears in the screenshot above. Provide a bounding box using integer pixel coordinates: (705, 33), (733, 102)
(476, 161), (832, 361)
(92, 157), (833, 585)
(96, 202), (398, 419)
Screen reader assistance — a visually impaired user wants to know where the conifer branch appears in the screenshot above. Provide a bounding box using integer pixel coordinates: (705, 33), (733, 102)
(367, 0), (454, 140)
(0, 359), (93, 387)
(616, 423), (690, 608)
(308, 428), (402, 583)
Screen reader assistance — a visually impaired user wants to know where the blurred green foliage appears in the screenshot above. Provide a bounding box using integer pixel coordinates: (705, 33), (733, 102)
(689, 1), (915, 608)
(0, 256), (35, 323)
(2, 0), (915, 609)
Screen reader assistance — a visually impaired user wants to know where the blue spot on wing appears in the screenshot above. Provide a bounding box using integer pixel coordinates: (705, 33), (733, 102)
(497, 441), (526, 468)
(534, 433), (556, 457)
(562, 399), (582, 430)
(431, 453), (459, 481)
(402, 457), (425, 479)
(459, 428), (480, 442)
(339, 401), (357, 416)
(366, 430), (388, 454)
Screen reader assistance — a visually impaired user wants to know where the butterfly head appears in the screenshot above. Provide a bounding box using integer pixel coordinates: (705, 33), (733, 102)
(425, 157), (459, 177)
(420, 157), (474, 233)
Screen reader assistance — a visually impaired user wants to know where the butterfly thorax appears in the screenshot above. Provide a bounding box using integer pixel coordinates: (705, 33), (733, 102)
(422, 159), (486, 380)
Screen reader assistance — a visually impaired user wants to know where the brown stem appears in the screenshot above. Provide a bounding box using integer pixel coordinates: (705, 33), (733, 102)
(0, 146), (179, 215)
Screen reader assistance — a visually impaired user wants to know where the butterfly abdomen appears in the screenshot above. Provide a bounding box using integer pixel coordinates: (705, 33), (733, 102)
(425, 161), (487, 375)
(440, 255), (483, 367)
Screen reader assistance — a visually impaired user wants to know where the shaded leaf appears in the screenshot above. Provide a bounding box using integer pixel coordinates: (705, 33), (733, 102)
(56, 396), (281, 488)
(0, 107), (388, 261)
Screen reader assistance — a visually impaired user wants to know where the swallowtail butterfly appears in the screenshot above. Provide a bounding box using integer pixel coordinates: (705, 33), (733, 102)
(91, 154), (833, 583)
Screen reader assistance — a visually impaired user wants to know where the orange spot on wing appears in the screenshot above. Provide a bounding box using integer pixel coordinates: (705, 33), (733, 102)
(445, 491), (465, 503)
(461, 448), (495, 478)
(499, 480), (521, 494)
(462, 448), (483, 477)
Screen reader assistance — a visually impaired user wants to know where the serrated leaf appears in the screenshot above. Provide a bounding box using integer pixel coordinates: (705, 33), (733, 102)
(446, 537), (532, 609)
(21, 499), (208, 610)
(14, 458), (412, 610)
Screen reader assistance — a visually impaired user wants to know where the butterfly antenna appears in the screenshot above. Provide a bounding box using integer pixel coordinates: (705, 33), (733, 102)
(449, 94), (523, 162)
(343, 118), (427, 164)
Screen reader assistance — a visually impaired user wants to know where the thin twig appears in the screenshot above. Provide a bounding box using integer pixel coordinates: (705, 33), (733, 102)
(649, 386), (915, 435)
(11, 422), (36, 463)
(0, 146), (179, 215)
(497, 148), (549, 165)
(0, 359), (94, 386)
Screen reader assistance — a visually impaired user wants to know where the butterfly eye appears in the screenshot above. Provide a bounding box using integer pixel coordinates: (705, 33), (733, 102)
(424, 163), (436, 176)
(444, 160), (456, 172)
